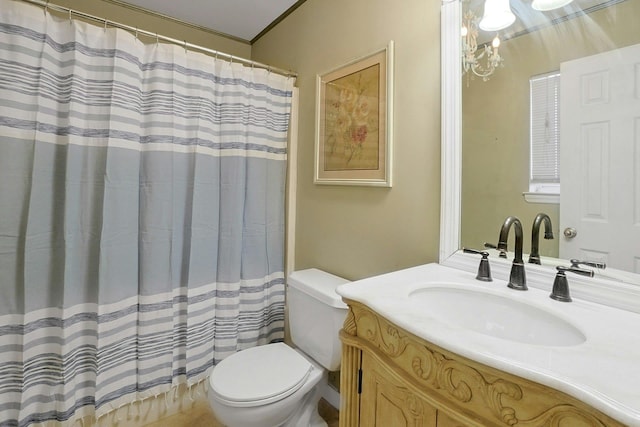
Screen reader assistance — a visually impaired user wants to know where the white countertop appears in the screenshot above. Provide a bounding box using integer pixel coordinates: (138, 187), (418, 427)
(336, 263), (640, 426)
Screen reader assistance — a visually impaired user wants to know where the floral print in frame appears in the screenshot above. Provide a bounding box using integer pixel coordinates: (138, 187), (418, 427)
(315, 41), (393, 186)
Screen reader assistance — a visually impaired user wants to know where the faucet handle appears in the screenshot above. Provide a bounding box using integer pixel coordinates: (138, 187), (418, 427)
(550, 265), (595, 302)
(463, 248), (492, 282)
(570, 259), (606, 270)
(483, 242), (507, 258)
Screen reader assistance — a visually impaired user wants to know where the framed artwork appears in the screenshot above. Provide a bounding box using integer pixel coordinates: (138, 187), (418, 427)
(314, 41), (394, 187)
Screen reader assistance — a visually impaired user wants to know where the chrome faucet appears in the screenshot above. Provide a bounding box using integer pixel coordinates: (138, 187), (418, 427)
(529, 213), (554, 265)
(497, 216), (527, 290)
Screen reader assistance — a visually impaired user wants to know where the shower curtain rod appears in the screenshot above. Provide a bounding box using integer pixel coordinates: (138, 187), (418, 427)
(19, 0), (298, 78)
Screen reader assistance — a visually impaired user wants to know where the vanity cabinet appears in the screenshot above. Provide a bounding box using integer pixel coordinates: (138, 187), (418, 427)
(359, 351), (437, 426)
(359, 351), (470, 426)
(339, 300), (624, 427)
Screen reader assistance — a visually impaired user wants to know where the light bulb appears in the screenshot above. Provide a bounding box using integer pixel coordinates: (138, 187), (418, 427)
(461, 25), (468, 37)
(492, 35), (501, 48)
(479, 0), (516, 31)
(531, 0), (574, 11)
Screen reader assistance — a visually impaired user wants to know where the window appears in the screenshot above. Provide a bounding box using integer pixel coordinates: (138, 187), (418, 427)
(526, 72), (560, 203)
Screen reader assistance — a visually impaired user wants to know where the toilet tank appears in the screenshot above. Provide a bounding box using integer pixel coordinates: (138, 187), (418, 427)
(287, 269), (350, 371)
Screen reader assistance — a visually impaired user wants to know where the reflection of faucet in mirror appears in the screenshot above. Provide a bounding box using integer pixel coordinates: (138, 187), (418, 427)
(497, 216), (527, 291)
(571, 259), (607, 270)
(483, 242), (506, 258)
(529, 213), (554, 265)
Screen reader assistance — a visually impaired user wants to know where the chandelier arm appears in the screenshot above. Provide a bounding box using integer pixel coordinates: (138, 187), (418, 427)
(461, 9), (505, 81)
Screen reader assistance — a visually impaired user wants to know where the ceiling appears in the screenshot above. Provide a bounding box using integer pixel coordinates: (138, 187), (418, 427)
(118, 0), (301, 42)
(116, 0), (619, 45)
(468, 0), (623, 43)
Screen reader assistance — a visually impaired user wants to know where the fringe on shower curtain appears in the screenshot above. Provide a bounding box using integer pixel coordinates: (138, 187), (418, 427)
(0, 1), (294, 425)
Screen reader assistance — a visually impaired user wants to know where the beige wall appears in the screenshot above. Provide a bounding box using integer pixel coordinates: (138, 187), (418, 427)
(461, 0), (640, 257)
(252, 0), (442, 280)
(53, 0), (251, 57)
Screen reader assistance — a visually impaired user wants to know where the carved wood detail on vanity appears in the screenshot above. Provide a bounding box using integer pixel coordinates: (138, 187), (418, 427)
(339, 300), (623, 427)
(343, 306), (357, 336)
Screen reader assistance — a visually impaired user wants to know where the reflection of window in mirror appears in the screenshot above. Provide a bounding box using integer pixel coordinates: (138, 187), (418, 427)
(525, 71), (560, 204)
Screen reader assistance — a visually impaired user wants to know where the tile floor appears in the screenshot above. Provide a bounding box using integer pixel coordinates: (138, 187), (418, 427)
(142, 398), (339, 427)
(318, 398), (340, 427)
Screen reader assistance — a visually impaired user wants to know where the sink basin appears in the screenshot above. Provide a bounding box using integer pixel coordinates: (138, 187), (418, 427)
(409, 287), (586, 346)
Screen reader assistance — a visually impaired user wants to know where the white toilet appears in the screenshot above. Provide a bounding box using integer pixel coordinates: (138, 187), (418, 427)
(208, 268), (349, 427)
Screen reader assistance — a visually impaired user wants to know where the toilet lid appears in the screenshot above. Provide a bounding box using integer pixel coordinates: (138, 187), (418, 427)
(209, 343), (312, 406)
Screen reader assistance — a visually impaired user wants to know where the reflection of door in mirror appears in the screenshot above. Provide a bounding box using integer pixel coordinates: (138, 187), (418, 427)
(560, 43), (640, 273)
(461, 0), (640, 273)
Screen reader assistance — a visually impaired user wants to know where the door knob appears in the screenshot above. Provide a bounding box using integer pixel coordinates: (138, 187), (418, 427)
(563, 227), (577, 239)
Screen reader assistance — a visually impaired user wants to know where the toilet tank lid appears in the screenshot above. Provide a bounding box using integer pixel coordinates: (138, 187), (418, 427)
(288, 268), (350, 308)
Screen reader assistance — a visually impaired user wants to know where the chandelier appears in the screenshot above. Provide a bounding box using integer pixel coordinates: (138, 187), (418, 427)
(461, 0), (515, 82)
(461, 0), (574, 81)
(461, 11), (502, 81)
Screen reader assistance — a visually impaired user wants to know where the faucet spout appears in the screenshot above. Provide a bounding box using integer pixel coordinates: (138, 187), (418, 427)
(497, 216), (527, 290)
(529, 213), (554, 265)
(498, 216), (524, 262)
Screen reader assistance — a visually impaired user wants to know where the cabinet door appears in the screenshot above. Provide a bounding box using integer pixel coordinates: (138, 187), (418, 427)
(359, 353), (437, 427)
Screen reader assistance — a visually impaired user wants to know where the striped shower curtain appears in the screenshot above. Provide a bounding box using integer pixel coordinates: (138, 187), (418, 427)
(0, 1), (294, 425)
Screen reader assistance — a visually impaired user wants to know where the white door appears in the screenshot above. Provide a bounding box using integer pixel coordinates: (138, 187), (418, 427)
(559, 43), (640, 273)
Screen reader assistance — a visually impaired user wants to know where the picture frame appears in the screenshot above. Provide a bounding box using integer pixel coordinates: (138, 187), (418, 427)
(314, 41), (394, 187)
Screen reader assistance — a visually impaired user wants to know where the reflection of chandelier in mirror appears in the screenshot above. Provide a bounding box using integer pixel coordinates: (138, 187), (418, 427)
(461, 0), (515, 81)
(461, 11), (504, 81)
(462, 0), (575, 82)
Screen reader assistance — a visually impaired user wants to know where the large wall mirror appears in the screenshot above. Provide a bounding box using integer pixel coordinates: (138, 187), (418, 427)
(440, 0), (640, 308)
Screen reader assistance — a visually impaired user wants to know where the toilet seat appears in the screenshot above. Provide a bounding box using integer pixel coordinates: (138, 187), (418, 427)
(209, 343), (313, 408)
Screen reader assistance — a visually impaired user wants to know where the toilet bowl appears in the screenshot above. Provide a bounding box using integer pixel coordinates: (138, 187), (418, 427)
(208, 269), (349, 427)
(209, 343), (326, 427)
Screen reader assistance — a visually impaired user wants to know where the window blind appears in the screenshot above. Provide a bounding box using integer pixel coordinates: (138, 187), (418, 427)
(530, 72), (560, 185)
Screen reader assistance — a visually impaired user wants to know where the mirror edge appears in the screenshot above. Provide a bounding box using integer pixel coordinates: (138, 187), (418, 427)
(439, 0), (462, 264)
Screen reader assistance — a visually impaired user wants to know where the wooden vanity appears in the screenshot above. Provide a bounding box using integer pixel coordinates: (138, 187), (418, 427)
(339, 300), (625, 427)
